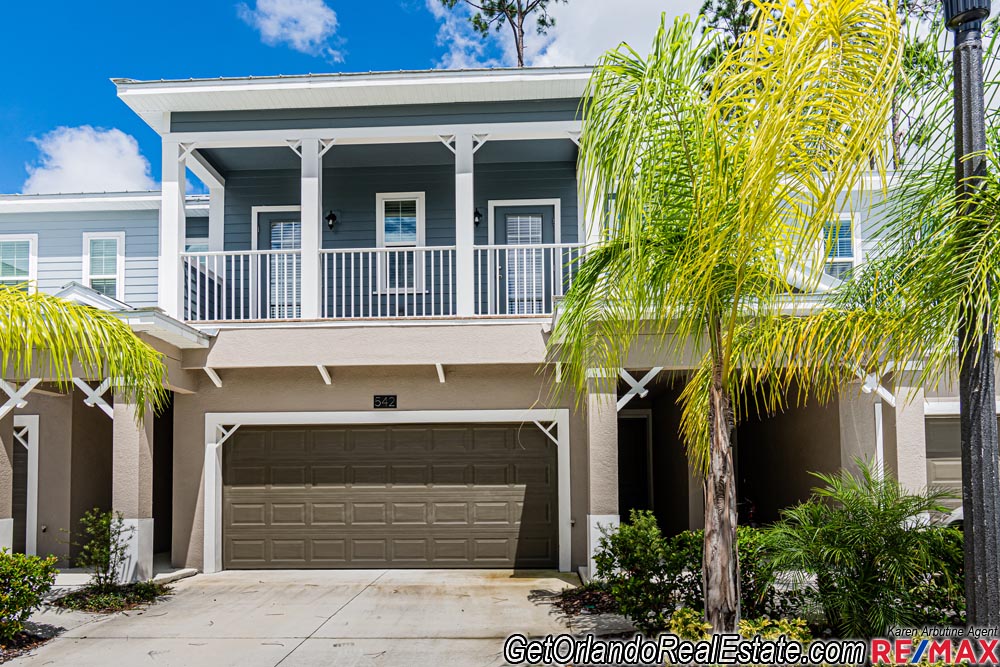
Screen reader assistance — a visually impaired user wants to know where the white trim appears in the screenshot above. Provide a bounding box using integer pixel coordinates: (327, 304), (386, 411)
(12, 415), (38, 556)
(203, 367), (223, 388)
(375, 192), (427, 293)
(317, 365), (332, 385)
(82, 231), (126, 301)
(486, 199), (562, 245)
(202, 408), (572, 574)
(0, 380), (40, 420)
(160, 121), (584, 150)
(71, 378), (113, 418)
(435, 363), (446, 384)
(250, 206), (301, 251)
(924, 400), (1000, 416)
(0, 234), (38, 293)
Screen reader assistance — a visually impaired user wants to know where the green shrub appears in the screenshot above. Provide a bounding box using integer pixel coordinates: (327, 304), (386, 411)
(739, 616), (812, 641)
(910, 526), (965, 627)
(764, 461), (957, 638)
(594, 510), (797, 632)
(73, 508), (133, 591)
(593, 509), (673, 633)
(668, 607), (711, 639)
(0, 550), (58, 642)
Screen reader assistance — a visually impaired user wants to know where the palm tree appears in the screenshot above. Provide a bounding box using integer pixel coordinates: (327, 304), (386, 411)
(550, 1), (901, 632)
(0, 285), (168, 417)
(735, 25), (1000, 625)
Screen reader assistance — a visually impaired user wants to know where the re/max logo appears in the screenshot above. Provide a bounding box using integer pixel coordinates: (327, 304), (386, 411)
(871, 638), (1000, 664)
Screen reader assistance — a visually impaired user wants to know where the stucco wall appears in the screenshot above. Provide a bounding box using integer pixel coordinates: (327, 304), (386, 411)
(171, 363), (591, 570)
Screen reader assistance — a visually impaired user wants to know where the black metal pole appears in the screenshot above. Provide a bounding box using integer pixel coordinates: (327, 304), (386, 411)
(945, 0), (1000, 627)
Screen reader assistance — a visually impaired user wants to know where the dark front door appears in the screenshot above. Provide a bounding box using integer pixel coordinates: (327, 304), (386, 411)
(618, 414), (652, 522)
(494, 205), (555, 315)
(257, 213), (301, 319)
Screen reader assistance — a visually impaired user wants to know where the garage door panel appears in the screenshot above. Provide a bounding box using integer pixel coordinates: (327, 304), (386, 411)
(224, 424), (558, 569)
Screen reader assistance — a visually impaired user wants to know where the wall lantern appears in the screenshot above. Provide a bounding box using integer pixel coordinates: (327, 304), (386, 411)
(943, 0), (991, 29)
(325, 211), (338, 230)
(474, 208), (483, 227)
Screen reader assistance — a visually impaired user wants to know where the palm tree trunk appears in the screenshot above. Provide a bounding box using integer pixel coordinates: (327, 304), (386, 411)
(703, 353), (740, 633)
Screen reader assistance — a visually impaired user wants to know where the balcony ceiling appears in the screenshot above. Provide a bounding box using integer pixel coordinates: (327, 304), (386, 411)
(199, 139), (578, 174)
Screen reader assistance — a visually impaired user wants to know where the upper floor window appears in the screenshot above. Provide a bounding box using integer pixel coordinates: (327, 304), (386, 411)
(824, 216), (855, 280)
(0, 235), (36, 291)
(83, 232), (125, 300)
(376, 192), (425, 292)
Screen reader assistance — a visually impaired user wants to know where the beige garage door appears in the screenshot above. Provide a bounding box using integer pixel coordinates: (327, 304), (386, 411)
(223, 424), (558, 569)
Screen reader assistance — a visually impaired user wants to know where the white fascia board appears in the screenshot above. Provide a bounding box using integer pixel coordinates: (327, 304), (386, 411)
(115, 309), (212, 349)
(164, 120), (583, 149)
(116, 68), (591, 116)
(0, 192), (209, 215)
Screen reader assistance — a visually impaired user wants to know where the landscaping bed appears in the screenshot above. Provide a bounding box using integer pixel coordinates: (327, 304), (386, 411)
(52, 581), (172, 614)
(0, 633), (49, 664)
(554, 583), (619, 617)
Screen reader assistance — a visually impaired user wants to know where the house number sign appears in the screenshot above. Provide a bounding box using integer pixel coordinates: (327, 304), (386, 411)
(373, 395), (397, 409)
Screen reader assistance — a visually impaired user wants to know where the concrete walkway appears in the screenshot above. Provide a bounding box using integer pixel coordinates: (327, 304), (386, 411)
(12, 569), (618, 666)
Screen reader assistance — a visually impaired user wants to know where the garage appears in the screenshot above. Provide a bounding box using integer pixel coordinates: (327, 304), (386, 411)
(222, 423), (558, 569)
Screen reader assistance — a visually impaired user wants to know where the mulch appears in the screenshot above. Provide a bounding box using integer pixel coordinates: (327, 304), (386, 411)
(0, 633), (49, 664)
(554, 585), (619, 617)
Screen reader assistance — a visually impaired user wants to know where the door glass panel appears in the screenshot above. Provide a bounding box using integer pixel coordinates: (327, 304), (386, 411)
(506, 214), (544, 314)
(270, 221), (301, 318)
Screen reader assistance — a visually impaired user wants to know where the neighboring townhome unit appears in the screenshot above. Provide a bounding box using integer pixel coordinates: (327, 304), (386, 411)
(0, 67), (965, 581)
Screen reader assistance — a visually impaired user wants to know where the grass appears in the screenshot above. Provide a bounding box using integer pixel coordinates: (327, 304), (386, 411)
(52, 581), (172, 614)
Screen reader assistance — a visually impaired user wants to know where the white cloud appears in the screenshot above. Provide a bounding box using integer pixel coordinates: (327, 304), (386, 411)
(238, 0), (343, 62)
(22, 126), (157, 195)
(425, 0), (503, 69)
(426, 0), (704, 68)
(530, 0), (704, 67)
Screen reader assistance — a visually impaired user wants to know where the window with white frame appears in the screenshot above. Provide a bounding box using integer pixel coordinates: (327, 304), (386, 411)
(83, 232), (124, 300)
(376, 192), (425, 292)
(0, 235), (36, 291)
(823, 216), (855, 280)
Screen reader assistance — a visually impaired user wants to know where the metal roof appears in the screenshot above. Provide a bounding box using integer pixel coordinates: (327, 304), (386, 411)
(115, 67), (592, 133)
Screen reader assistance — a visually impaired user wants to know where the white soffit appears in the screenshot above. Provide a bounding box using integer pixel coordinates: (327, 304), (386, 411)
(0, 192), (208, 215)
(114, 67), (591, 126)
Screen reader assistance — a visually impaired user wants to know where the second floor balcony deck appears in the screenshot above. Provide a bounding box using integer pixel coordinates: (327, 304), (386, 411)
(180, 242), (586, 322)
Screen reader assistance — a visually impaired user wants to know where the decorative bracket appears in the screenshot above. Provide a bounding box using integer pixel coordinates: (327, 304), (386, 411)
(532, 420), (559, 446)
(71, 378), (113, 418)
(0, 379), (40, 420)
(617, 367), (662, 411)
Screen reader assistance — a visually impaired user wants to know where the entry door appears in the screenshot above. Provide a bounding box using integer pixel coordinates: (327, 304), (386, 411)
(495, 205), (555, 315)
(258, 215), (301, 319)
(617, 413), (653, 521)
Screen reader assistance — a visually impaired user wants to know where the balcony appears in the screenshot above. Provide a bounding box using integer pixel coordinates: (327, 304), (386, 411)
(180, 243), (586, 323)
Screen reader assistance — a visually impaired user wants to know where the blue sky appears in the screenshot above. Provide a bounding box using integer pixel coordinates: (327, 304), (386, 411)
(0, 0), (693, 195)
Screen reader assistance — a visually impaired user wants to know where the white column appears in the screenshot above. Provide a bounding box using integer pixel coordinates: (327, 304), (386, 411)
(208, 185), (225, 251)
(160, 142), (187, 319)
(454, 133), (475, 316)
(586, 389), (619, 579)
(0, 412), (13, 551)
(112, 398), (154, 582)
(300, 139), (323, 320)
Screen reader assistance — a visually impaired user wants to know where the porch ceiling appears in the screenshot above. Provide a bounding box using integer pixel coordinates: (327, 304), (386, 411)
(198, 139), (577, 174)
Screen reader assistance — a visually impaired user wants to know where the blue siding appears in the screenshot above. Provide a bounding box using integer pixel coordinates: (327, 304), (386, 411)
(172, 99), (582, 133)
(221, 161), (579, 250)
(0, 210), (159, 307)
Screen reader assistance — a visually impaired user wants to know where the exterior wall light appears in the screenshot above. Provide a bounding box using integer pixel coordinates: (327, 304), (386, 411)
(474, 208), (483, 227)
(325, 211), (338, 230)
(943, 0), (991, 29)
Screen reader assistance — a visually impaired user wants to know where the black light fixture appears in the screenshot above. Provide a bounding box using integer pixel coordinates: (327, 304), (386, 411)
(325, 210), (338, 230)
(943, 0), (991, 29)
(473, 207), (483, 227)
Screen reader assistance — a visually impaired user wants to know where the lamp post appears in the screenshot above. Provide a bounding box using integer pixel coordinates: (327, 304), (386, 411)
(943, 0), (999, 627)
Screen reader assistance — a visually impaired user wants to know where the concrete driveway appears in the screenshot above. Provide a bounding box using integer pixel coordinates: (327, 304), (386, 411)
(14, 570), (590, 666)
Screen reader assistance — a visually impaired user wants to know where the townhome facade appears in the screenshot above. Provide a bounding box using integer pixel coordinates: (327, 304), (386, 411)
(0, 67), (964, 582)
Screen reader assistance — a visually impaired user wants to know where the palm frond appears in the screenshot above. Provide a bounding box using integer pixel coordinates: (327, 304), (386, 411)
(0, 285), (168, 418)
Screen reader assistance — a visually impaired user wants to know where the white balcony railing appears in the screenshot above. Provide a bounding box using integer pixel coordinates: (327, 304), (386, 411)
(320, 246), (457, 319)
(180, 243), (585, 322)
(474, 243), (586, 316)
(182, 249), (303, 322)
